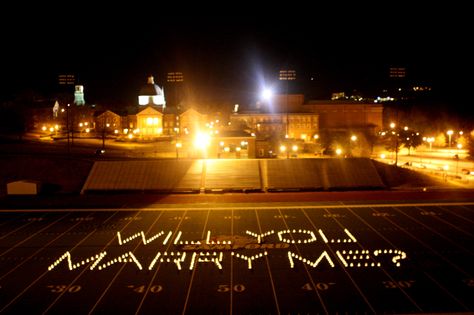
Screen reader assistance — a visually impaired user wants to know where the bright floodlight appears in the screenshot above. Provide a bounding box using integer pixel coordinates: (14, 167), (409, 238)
(261, 88), (273, 100)
(194, 132), (210, 149)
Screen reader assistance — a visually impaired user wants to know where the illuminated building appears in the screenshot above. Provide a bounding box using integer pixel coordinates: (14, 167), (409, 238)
(74, 85), (85, 106)
(138, 75), (166, 108)
(136, 106), (163, 137)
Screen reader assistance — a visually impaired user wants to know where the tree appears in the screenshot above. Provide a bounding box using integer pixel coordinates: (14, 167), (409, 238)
(400, 129), (423, 155)
(434, 133), (447, 147)
(468, 131), (474, 161)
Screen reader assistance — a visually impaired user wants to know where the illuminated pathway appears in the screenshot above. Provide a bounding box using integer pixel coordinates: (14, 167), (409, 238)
(0, 202), (473, 314)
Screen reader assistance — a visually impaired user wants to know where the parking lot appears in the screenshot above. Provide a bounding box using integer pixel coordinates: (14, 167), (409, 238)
(0, 202), (473, 314)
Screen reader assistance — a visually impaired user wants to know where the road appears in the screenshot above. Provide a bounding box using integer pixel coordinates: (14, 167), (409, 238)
(374, 146), (474, 185)
(1, 201), (473, 314)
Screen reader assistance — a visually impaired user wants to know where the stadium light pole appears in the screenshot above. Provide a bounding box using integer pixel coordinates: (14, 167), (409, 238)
(279, 69), (295, 159)
(447, 130), (453, 149)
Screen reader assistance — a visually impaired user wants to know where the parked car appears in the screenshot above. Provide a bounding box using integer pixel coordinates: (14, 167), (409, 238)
(461, 168), (471, 175)
(95, 149), (106, 156)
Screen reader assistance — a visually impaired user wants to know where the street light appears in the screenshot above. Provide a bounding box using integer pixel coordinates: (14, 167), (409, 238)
(426, 137), (434, 151)
(447, 130), (453, 149)
(102, 123), (110, 151)
(175, 142), (182, 159)
(279, 145), (286, 158)
(292, 144), (298, 158)
(390, 123), (399, 166)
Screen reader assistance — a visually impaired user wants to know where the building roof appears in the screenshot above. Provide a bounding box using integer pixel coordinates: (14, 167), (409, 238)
(139, 75), (164, 96)
(218, 130), (253, 138)
(137, 105), (163, 116)
(305, 100), (377, 106)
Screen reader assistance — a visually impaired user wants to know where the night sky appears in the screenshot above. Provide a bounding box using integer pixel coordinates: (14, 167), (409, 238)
(1, 6), (472, 115)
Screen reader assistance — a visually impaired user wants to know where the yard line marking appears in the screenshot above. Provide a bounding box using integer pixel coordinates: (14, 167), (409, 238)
(0, 211), (118, 313)
(301, 208), (377, 314)
(181, 209), (211, 315)
(373, 207), (472, 277)
(134, 211), (190, 315)
(277, 208), (329, 315)
(0, 213), (69, 258)
(255, 209), (281, 315)
(321, 207), (424, 312)
(438, 205), (474, 224)
(400, 206), (473, 254)
(346, 206), (470, 311)
(230, 208), (234, 315)
(40, 211), (123, 314)
(86, 211), (164, 315)
(0, 213), (95, 281)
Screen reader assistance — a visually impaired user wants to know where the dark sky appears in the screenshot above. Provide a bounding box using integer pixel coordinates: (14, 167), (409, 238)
(1, 6), (472, 114)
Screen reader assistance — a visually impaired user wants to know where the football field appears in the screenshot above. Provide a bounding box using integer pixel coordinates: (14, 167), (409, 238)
(0, 202), (473, 314)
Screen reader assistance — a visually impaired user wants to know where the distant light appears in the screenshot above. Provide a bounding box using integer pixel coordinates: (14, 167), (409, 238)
(380, 153), (386, 159)
(176, 142), (182, 148)
(404, 126), (408, 131)
(350, 135), (357, 141)
(390, 123), (396, 129)
(194, 132), (210, 149)
(280, 145), (286, 152)
(336, 148), (342, 155)
(447, 130), (453, 135)
(292, 145), (298, 152)
(313, 134), (319, 139)
(261, 88), (273, 100)
(457, 143), (463, 149)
